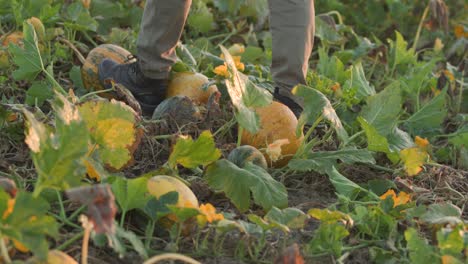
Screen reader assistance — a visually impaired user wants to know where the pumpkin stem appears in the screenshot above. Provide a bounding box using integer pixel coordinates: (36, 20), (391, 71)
(58, 37), (86, 64)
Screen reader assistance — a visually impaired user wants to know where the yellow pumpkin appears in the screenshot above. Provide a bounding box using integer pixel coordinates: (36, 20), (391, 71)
(166, 72), (218, 104)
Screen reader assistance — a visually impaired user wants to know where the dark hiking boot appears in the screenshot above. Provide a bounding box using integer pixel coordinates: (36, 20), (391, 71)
(273, 87), (303, 118)
(98, 57), (168, 115)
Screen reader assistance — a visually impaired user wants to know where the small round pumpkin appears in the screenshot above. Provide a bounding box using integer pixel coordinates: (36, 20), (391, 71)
(166, 72), (218, 104)
(81, 44), (134, 95)
(228, 145), (268, 169)
(241, 101), (304, 167)
(147, 175), (199, 231)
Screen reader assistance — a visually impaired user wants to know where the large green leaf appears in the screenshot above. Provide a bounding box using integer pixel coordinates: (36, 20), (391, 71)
(143, 192), (178, 221)
(168, 130), (221, 169)
(220, 46), (272, 133)
(25, 93), (89, 193)
(342, 62), (376, 101)
(293, 84), (348, 142)
(405, 228), (437, 264)
(317, 48), (350, 86)
(361, 83), (401, 136)
(187, 1), (215, 33)
(78, 100), (139, 170)
(111, 176), (150, 215)
(325, 166), (370, 200)
(358, 117), (400, 163)
(9, 22), (42, 81)
(0, 190), (58, 260)
(404, 89), (447, 137)
(204, 159), (287, 212)
(265, 207), (308, 230)
(389, 31), (417, 73)
(288, 148), (375, 173)
(420, 203), (462, 225)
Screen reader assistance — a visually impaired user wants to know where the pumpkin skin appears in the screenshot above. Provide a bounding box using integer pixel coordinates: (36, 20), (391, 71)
(228, 145), (268, 169)
(147, 175), (199, 231)
(166, 72), (218, 104)
(241, 101), (304, 168)
(81, 44), (134, 95)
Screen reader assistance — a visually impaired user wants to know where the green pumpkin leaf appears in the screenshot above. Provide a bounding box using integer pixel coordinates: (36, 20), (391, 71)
(0, 190), (58, 260)
(404, 89), (447, 137)
(342, 62), (376, 101)
(265, 207), (308, 230)
(168, 130), (221, 169)
(25, 81), (53, 107)
(204, 159), (287, 212)
(358, 117), (400, 163)
(288, 148), (375, 173)
(326, 166), (371, 200)
(293, 84), (348, 142)
(78, 99), (139, 170)
(111, 176), (150, 215)
(436, 225), (465, 258)
(361, 83), (401, 136)
(420, 203), (462, 225)
(220, 46), (272, 133)
(167, 206), (200, 223)
(307, 222), (349, 257)
(25, 93), (89, 193)
(9, 22), (43, 81)
(187, 1), (214, 33)
(405, 228), (437, 264)
(143, 192), (179, 221)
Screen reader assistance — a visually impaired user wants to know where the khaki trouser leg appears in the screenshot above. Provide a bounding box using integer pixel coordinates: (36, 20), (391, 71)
(137, 0), (192, 79)
(268, 0), (315, 106)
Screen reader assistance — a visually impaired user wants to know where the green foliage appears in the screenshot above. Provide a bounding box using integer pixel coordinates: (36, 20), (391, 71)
(24, 93), (89, 194)
(0, 190), (58, 260)
(168, 130), (221, 170)
(205, 159), (287, 212)
(111, 176), (150, 215)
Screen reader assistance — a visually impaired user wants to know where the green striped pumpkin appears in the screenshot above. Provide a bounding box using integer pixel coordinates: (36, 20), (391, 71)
(228, 145), (268, 169)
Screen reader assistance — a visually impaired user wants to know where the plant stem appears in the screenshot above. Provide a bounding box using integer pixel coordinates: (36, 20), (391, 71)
(120, 210), (127, 227)
(145, 220), (156, 250)
(0, 235), (11, 264)
(237, 126), (243, 147)
(79, 88), (115, 102)
(412, 5), (430, 51)
(56, 231), (84, 251)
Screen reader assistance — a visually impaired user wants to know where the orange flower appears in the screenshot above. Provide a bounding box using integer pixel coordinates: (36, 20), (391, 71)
(453, 25), (465, 39)
(380, 189), (411, 207)
(266, 139), (290, 162)
(198, 203), (224, 224)
(415, 136), (429, 149)
(213, 64), (230, 78)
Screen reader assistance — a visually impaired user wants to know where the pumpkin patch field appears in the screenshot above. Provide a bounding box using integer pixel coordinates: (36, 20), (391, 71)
(0, 0), (467, 263)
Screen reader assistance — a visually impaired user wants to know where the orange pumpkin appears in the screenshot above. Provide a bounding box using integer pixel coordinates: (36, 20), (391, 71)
(241, 101), (304, 167)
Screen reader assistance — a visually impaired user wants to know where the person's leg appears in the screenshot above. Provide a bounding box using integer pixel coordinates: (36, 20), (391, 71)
(137, 0), (192, 79)
(268, 0), (315, 115)
(98, 0), (192, 115)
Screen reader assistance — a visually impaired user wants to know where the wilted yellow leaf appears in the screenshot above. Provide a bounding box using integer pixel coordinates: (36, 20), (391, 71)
(400, 147), (428, 176)
(380, 189), (411, 207)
